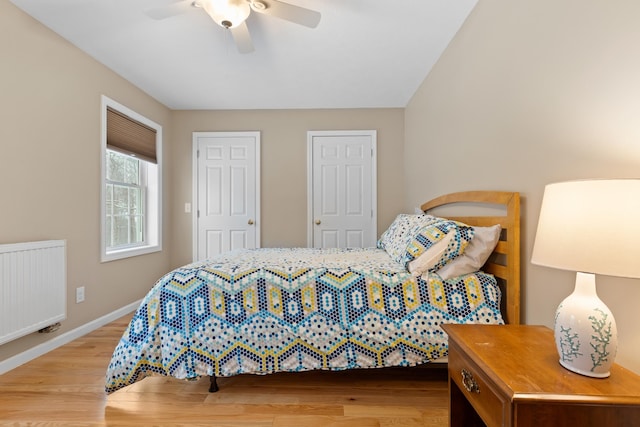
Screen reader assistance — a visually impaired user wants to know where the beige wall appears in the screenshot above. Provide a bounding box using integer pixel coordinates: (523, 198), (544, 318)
(0, 4), (173, 361)
(169, 109), (405, 268)
(405, 0), (640, 373)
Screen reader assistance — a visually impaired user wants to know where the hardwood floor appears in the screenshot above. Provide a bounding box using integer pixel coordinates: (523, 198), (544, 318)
(0, 315), (450, 426)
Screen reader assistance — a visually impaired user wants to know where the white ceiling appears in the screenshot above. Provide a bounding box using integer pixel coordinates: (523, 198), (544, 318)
(10, 0), (477, 110)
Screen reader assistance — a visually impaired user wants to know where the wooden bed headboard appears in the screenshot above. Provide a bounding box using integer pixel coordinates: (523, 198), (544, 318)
(420, 191), (521, 325)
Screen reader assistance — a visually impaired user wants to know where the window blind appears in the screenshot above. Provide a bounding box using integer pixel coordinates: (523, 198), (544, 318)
(106, 107), (157, 164)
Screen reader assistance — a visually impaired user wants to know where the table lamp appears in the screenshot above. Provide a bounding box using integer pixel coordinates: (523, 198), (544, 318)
(531, 179), (640, 378)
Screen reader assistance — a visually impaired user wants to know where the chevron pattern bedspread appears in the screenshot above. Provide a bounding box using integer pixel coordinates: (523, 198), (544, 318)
(105, 247), (503, 393)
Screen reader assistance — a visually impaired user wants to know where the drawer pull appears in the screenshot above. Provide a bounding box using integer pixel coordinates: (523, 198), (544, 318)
(461, 369), (480, 393)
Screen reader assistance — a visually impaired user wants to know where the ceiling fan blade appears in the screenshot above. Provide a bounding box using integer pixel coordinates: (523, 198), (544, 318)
(230, 21), (255, 54)
(145, 0), (192, 20)
(251, 0), (321, 28)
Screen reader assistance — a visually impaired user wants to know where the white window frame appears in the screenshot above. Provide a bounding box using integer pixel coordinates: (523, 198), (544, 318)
(100, 95), (162, 262)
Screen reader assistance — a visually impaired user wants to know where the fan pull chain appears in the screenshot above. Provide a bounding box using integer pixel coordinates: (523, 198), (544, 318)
(223, 28), (231, 56)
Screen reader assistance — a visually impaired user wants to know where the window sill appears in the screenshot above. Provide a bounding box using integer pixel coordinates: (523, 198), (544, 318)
(101, 244), (161, 263)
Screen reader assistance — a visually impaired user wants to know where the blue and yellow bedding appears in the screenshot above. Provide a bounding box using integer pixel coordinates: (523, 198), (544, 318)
(105, 246), (503, 393)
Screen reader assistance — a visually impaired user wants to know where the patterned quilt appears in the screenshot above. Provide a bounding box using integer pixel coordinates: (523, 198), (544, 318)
(105, 247), (503, 393)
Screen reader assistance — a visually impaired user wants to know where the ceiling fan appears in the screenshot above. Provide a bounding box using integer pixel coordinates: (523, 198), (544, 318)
(146, 0), (321, 54)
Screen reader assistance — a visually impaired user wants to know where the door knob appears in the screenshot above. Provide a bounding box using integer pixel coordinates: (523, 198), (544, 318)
(248, 219), (254, 225)
(315, 220), (321, 225)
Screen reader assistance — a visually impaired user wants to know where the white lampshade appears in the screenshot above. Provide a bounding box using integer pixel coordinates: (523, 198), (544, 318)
(202, 0), (251, 29)
(532, 179), (640, 378)
(532, 179), (640, 278)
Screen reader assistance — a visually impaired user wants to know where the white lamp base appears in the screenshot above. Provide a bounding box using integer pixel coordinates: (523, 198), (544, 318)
(554, 272), (617, 378)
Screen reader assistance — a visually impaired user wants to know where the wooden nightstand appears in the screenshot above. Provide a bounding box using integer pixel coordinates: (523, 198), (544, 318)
(442, 324), (640, 427)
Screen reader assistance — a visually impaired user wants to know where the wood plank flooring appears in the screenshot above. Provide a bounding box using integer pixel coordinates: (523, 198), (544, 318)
(0, 315), (450, 426)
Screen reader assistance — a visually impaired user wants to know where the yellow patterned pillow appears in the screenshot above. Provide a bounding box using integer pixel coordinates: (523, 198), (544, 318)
(407, 229), (455, 276)
(377, 214), (439, 264)
(403, 219), (475, 274)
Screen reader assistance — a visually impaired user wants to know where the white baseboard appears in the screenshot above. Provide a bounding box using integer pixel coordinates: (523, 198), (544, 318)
(0, 300), (141, 375)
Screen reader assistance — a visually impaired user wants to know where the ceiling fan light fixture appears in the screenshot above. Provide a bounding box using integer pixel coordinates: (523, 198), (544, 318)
(202, 0), (251, 29)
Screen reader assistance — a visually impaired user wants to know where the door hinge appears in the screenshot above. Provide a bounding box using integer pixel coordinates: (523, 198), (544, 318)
(197, 149), (200, 158)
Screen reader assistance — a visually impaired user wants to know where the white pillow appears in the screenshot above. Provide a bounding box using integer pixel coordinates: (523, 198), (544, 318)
(407, 229), (455, 276)
(435, 224), (501, 280)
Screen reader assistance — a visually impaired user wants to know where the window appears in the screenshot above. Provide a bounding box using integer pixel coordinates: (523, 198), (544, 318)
(105, 151), (145, 249)
(101, 96), (162, 262)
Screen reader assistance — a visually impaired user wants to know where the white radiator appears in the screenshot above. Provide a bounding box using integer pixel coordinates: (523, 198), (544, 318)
(0, 240), (66, 345)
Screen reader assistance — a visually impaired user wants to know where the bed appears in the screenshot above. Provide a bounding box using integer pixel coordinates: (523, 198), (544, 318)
(105, 190), (520, 394)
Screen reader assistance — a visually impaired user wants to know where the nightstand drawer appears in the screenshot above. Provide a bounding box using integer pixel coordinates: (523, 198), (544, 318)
(448, 341), (508, 427)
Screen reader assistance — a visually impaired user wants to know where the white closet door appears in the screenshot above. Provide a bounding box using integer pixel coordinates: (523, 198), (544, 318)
(308, 130), (377, 248)
(193, 132), (260, 261)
